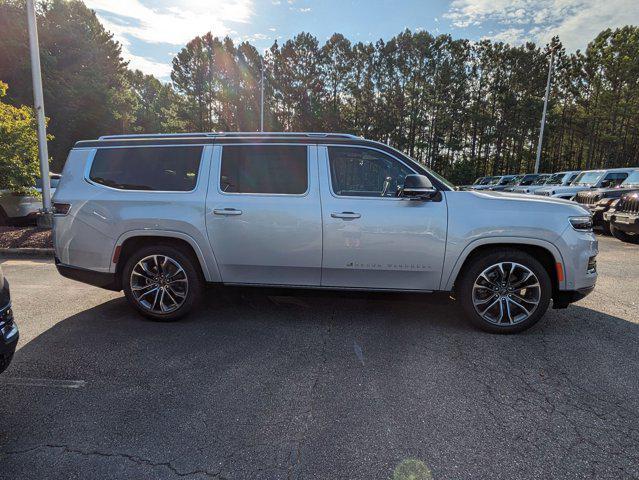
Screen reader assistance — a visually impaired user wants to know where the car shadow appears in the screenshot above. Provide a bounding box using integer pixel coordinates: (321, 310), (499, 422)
(1, 287), (638, 479)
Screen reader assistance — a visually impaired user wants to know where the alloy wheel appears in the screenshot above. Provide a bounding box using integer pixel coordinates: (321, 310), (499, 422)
(130, 255), (189, 314)
(472, 262), (541, 325)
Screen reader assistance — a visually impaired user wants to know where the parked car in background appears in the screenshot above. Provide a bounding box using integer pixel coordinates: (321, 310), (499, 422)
(607, 190), (639, 243)
(486, 175), (519, 191)
(0, 173), (61, 226)
(574, 170), (639, 231)
(52, 132), (598, 334)
(512, 171), (580, 195)
(0, 263), (18, 374)
(504, 173), (551, 192)
(471, 175), (507, 190)
(534, 168), (635, 199)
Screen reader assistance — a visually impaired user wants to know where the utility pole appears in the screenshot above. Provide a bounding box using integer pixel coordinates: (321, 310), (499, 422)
(534, 46), (556, 174)
(260, 57), (265, 132)
(26, 0), (52, 220)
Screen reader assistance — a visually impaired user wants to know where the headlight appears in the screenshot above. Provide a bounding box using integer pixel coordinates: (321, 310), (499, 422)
(569, 216), (593, 231)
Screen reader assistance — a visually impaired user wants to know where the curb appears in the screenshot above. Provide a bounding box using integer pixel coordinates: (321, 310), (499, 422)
(0, 248), (54, 258)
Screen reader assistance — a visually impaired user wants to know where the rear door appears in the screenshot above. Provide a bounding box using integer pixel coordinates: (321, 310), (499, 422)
(318, 145), (447, 291)
(205, 143), (322, 286)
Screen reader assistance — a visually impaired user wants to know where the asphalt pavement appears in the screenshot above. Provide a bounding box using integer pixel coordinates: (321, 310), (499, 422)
(0, 235), (638, 480)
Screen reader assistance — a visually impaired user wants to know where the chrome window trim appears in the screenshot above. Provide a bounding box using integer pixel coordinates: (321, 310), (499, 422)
(84, 144), (208, 194)
(216, 143), (312, 198)
(323, 144), (419, 201)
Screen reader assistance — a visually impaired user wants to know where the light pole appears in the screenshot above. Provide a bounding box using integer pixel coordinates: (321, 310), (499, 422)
(260, 57), (265, 132)
(534, 46), (557, 174)
(26, 0), (52, 218)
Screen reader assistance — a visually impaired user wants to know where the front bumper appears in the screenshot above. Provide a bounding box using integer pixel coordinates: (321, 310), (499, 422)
(610, 212), (639, 234)
(553, 286), (595, 309)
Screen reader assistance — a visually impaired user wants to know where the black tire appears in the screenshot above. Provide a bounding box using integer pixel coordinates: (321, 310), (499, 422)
(610, 224), (639, 244)
(602, 221), (612, 236)
(457, 248), (552, 334)
(122, 244), (203, 321)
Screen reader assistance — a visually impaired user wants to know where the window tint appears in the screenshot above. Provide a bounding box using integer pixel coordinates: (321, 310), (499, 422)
(328, 147), (414, 197)
(90, 146), (202, 191)
(604, 172), (628, 186)
(220, 145), (308, 194)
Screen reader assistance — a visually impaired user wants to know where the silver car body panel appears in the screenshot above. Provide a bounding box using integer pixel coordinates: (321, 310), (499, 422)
(53, 139), (598, 295)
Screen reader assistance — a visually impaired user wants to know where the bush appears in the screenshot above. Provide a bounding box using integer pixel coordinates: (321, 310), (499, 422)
(0, 80), (50, 193)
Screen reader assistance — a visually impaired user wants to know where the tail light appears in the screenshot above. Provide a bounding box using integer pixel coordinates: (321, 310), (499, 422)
(53, 203), (71, 215)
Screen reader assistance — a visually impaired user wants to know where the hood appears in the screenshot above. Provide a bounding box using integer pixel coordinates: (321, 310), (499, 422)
(473, 190), (589, 213)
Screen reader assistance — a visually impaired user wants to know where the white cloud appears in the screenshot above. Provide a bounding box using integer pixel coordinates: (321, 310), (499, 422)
(445, 0), (639, 49)
(85, 0), (253, 45)
(126, 55), (173, 79)
(84, 0), (254, 79)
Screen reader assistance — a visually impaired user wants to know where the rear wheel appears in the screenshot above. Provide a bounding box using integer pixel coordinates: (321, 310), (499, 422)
(610, 224), (639, 244)
(122, 245), (202, 321)
(457, 249), (552, 333)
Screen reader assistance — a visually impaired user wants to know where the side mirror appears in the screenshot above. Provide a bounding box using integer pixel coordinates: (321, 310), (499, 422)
(400, 174), (438, 200)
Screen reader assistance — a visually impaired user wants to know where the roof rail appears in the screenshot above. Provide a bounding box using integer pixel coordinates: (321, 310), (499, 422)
(98, 132), (362, 140)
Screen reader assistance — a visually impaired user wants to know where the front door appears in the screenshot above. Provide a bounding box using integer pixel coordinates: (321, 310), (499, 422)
(206, 143), (322, 286)
(319, 145), (447, 291)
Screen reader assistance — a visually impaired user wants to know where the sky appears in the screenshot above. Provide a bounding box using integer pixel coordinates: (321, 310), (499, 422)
(83, 0), (639, 81)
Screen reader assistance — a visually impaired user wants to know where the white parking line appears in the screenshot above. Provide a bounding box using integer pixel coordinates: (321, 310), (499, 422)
(0, 377), (86, 389)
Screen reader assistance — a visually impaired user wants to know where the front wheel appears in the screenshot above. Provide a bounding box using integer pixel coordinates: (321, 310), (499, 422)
(457, 249), (552, 333)
(122, 245), (202, 321)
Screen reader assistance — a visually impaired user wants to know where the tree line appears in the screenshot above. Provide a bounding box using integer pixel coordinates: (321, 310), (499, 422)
(1, 0), (638, 185)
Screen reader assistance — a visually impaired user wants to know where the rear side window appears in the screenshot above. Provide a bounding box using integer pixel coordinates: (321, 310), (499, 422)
(220, 145), (308, 194)
(89, 146), (203, 191)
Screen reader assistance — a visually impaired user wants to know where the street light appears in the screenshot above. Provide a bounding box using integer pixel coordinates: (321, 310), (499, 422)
(534, 45), (558, 174)
(26, 0), (52, 224)
(260, 57), (264, 132)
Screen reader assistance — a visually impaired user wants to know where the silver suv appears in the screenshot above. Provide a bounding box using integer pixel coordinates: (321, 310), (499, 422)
(52, 133), (598, 333)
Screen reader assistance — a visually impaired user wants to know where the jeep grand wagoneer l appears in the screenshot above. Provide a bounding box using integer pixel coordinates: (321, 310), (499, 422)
(52, 133), (597, 333)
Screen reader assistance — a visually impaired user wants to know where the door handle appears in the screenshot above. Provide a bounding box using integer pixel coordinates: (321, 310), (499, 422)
(331, 211), (361, 219)
(213, 208), (243, 216)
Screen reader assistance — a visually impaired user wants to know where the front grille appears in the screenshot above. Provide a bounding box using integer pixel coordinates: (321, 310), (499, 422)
(537, 191), (551, 196)
(617, 193), (639, 214)
(575, 192), (600, 206)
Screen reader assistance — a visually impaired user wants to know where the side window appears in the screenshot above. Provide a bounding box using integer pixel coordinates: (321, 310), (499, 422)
(90, 146), (203, 191)
(604, 172), (627, 186)
(220, 145), (308, 194)
(328, 147), (414, 197)
(568, 173), (579, 183)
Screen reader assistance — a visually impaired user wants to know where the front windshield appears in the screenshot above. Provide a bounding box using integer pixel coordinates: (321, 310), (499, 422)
(498, 176), (515, 185)
(573, 171), (604, 185)
(622, 171), (639, 186)
(505, 175), (523, 185)
(532, 175), (550, 185)
(546, 173), (565, 185)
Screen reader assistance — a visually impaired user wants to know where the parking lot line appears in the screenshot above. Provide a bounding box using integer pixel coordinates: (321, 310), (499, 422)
(0, 377), (86, 389)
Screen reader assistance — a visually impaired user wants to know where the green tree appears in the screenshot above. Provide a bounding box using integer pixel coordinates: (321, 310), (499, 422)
(0, 81), (48, 192)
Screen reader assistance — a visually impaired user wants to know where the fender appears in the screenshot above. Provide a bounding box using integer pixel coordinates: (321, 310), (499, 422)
(110, 229), (221, 282)
(442, 236), (566, 291)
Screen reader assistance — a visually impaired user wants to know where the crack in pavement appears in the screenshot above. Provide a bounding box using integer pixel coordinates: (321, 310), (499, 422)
(0, 444), (228, 479)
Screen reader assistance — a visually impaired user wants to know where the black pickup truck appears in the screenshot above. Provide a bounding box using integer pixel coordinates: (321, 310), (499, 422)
(574, 170), (639, 233)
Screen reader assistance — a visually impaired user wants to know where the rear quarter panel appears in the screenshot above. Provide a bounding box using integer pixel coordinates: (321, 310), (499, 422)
(53, 147), (219, 279)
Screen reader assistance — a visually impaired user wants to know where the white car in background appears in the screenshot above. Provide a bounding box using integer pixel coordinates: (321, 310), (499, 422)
(0, 174), (61, 226)
(534, 168), (635, 199)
